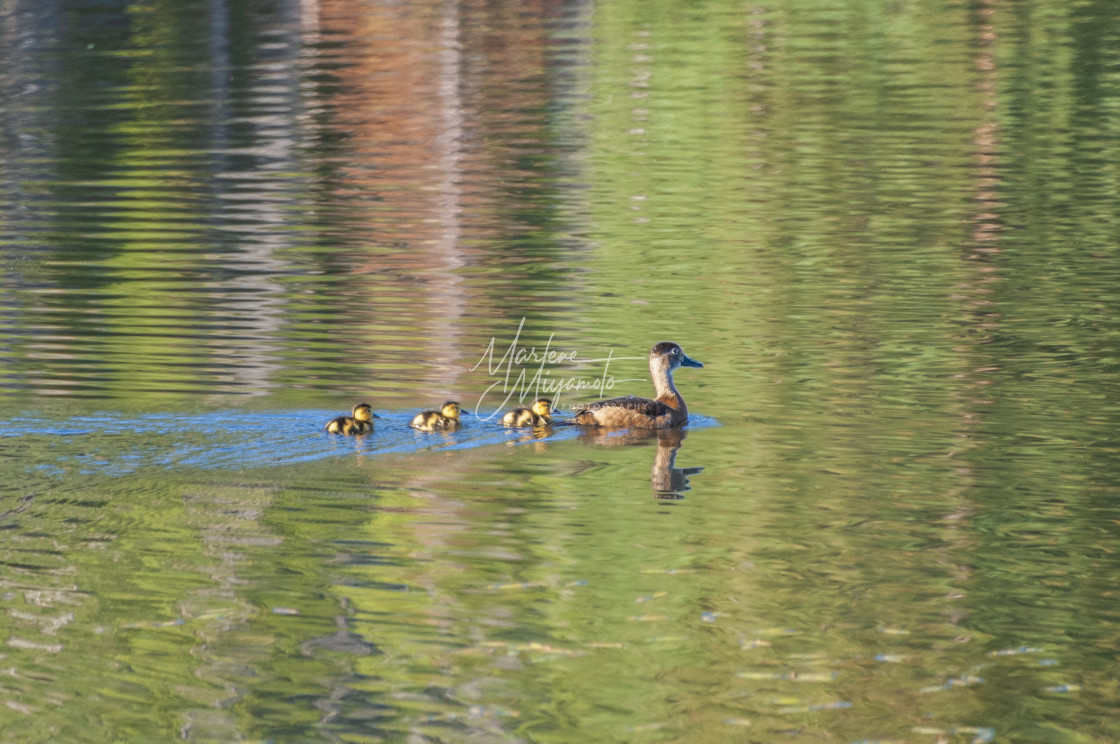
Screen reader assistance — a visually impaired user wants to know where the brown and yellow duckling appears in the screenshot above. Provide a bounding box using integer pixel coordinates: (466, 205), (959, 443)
(325, 402), (379, 435)
(501, 397), (554, 428)
(409, 401), (468, 432)
(570, 341), (703, 429)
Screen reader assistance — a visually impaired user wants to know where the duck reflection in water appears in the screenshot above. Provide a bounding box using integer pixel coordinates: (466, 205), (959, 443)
(577, 427), (703, 499)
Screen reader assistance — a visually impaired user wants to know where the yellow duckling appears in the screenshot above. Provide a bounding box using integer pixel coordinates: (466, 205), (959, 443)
(409, 401), (468, 431)
(325, 402), (379, 435)
(501, 397), (554, 428)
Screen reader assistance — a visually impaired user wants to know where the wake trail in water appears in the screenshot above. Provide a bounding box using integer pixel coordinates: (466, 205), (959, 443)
(3, 410), (719, 476)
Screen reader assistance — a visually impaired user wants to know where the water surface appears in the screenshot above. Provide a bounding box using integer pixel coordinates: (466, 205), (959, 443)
(2, 0), (1120, 741)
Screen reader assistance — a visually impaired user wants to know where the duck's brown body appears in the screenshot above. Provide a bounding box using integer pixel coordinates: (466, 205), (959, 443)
(571, 395), (686, 428)
(571, 342), (702, 429)
(326, 403), (378, 435)
(501, 398), (553, 428)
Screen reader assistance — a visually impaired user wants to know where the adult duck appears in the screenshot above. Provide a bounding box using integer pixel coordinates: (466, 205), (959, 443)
(570, 342), (702, 429)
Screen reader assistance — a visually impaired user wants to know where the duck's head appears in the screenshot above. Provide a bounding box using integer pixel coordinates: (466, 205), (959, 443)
(353, 403), (379, 422)
(532, 398), (553, 417)
(441, 401), (468, 420)
(650, 341), (703, 371)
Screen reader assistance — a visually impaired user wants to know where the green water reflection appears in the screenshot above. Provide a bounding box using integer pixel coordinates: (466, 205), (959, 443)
(2, 0), (1120, 741)
(4, 421), (1119, 741)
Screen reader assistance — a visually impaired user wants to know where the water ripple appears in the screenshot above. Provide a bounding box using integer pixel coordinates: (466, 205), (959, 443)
(2, 410), (720, 475)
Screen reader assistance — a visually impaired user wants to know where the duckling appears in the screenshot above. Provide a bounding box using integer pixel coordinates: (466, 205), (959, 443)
(409, 401), (468, 431)
(325, 402), (379, 435)
(570, 341), (703, 429)
(501, 397), (554, 428)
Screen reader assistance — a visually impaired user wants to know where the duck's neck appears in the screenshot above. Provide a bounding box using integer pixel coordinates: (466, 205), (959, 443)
(651, 361), (686, 412)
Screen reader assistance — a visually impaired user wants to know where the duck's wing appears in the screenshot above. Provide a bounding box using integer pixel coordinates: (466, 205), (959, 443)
(571, 396), (674, 417)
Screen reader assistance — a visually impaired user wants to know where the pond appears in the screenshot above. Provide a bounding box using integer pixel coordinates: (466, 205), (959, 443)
(2, 0), (1120, 741)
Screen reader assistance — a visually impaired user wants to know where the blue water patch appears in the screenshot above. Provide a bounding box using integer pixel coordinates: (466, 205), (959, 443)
(1, 410), (720, 476)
